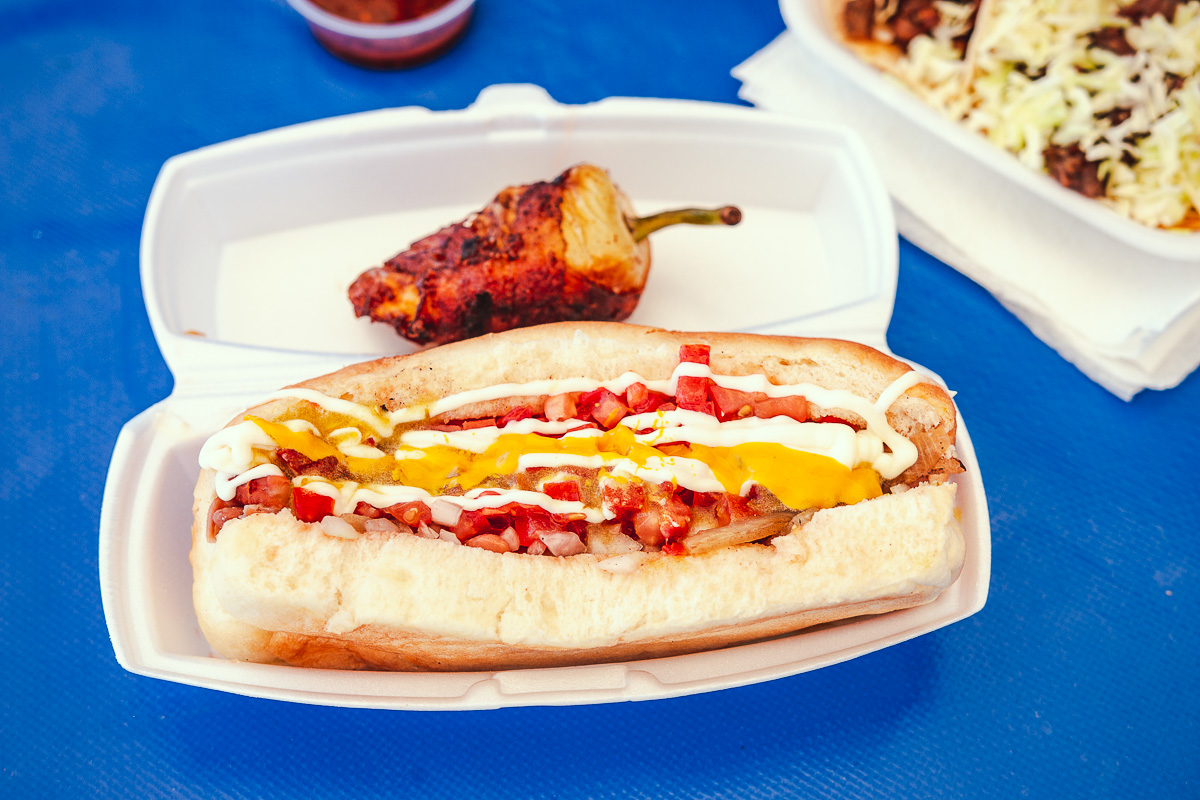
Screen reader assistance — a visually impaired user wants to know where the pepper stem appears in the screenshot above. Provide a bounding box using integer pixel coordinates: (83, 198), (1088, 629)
(628, 206), (742, 243)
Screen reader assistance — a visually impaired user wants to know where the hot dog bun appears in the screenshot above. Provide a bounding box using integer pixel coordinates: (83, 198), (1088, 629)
(190, 322), (966, 671)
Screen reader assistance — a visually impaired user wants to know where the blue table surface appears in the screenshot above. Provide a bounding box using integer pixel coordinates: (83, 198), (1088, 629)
(3, 0), (1197, 796)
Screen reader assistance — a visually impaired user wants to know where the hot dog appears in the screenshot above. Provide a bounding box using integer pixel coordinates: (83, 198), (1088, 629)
(191, 322), (966, 671)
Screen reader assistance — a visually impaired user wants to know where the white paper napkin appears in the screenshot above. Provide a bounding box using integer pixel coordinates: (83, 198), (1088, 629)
(734, 33), (1200, 400)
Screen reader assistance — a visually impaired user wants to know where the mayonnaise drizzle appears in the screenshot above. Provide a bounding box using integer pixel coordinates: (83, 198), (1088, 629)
(294, 476), (603, 523)
(259, 362), (929, 439)
(515, 452), (727, 496)
(399, 417), (596, 450)
(200, 362), (933, 512)
(213, 463), (284, 502)
(201, 418), (327, 501)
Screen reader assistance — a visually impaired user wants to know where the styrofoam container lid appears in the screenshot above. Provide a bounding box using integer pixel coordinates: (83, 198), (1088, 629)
(779, 0), (1200, 263)
(99, 84), (990, 709)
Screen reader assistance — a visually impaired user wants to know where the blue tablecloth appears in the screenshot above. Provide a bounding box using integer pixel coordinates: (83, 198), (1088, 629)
(3, 0), (1197, 796)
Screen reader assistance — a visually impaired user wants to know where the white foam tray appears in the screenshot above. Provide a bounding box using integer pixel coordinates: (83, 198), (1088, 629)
(779, 0), (1200, 263)
(99, 84), (990, 709)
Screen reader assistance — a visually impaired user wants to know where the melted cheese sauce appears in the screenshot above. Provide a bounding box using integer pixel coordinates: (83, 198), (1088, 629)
(199, 363), (930, 519)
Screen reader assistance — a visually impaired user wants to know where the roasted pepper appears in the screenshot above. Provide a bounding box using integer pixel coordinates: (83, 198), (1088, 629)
(348, 164), (741, 346)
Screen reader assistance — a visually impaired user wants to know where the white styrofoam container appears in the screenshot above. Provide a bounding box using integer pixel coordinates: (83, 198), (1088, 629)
(779, 0), (1200, 263)
(99, 85), (990, 709)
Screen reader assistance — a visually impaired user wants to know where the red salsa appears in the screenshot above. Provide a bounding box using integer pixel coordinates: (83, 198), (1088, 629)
(309, 0), (454, 23)
(299, 0), (474, 69)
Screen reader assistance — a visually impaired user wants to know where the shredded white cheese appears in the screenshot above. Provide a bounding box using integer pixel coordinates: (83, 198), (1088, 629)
(888, 0), (1200, 229)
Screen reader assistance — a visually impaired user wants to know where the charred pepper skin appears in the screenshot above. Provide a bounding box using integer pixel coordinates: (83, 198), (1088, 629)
(348, 164), (740, 346)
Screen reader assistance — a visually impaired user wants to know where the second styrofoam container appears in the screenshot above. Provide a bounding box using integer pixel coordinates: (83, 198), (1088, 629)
(779, 0), (1200, 263)
(100, 84), (990, 709)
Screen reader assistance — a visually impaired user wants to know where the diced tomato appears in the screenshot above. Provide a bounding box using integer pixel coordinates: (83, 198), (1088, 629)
(453, 509), (492, 542)
(353, 502), (385, 519)
(675, 487), (716, 508)
(293, 487), (335, 523)
(709, 384), (763, 422)
(661, 493), (692, 542)
(513, 507), (567, 547)
(679, 344), (711, 365)
(574, 388), (605, 420)
(276, 448), (313, 474)
(461, 417), (496, 430)
(210, 505), (244, 531)
(754, 395), (809, 423)
(714, 493), (755, 527)
(624, 382), (649, 411)
(498, 406), (534, 427)
(543, 392), (577, 422)
(235, 475), (293, 510)
(384, 501), (432, 527)
(662, 541), (686, 556)
(590, 389), (629, 429)
(207, 498), (243, 541)
(814, 414), (860, 430)
(633, 493), (691, 546)
(477, 499), (511, 515)
(478, 503), (521, 530)
(464, 533), (514, 553)
(543, 481), (581, 502)
(624, 382), (671, 414)
(603, 481), (646, 520)
(632, 506), (665, 547)
(676, 375), (713, 414)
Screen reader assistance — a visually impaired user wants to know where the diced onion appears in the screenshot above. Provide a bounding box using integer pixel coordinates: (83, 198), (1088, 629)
(596, 552), (651, 574)
(539, 531), (586, 557)
(340, 513), (370, 532)
(430, 499), (463, 527)
(320, 515), (360, 540)
(364, 517), (402, 533)
(499, 526), (520, 550)
(586, 526), (644, 556)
